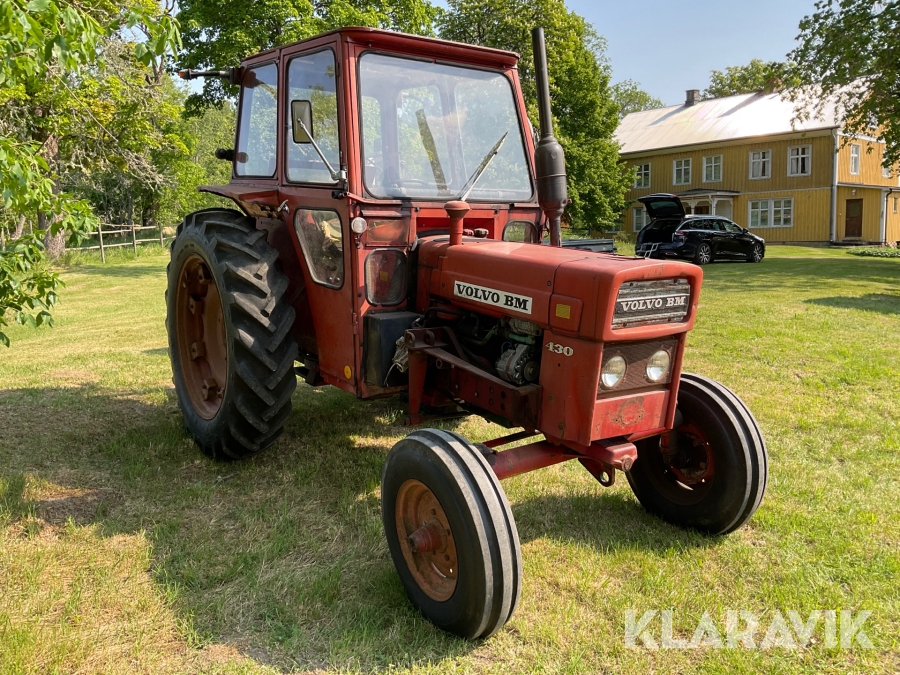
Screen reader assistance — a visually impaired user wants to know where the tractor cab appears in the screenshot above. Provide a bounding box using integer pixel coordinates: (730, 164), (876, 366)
(189, 28), (544, 396)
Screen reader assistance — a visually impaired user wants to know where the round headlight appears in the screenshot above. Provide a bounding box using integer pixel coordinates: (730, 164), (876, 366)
(351, 217), (368, 234)
(601, 355), (626, 388)
(646, 350), (671, 382)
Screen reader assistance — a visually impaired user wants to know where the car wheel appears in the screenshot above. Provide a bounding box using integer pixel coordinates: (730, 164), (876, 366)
(693, 242), (713, 265)
(747, 243), (764, 263)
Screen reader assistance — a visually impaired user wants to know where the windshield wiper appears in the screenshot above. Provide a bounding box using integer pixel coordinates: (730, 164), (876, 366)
(456, 132), (508, 201)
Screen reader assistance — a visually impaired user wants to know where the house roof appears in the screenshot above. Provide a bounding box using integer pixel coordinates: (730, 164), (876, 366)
(616, 91), (840, 155)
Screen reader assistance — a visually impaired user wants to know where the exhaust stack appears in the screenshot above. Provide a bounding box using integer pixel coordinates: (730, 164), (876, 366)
(531, 27), (567, 247)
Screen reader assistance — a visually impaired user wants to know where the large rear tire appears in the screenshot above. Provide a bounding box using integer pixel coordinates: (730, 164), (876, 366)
(166, 209), (298, 460)
(626, 373), (767, 534)
(381, 429), (522, 639)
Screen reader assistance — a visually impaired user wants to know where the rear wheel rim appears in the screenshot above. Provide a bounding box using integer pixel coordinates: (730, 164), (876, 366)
(698, 245), (711, 264)
(395, 479), (458, 602)
(175, 254), (227, 419)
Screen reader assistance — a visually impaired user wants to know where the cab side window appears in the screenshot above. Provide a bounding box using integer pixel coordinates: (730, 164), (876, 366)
(294, 209), (344, 288)
(235, 63), (278, 177)
(287, 50), (339, 183)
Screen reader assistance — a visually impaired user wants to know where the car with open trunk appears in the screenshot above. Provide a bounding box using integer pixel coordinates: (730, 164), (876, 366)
(635, 193), (765, 264)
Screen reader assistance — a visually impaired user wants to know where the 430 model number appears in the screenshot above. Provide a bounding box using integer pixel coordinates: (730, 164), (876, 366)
(546, 342), (574, 356)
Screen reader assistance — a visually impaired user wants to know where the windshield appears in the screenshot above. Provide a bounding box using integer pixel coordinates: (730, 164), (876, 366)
(358, 53), (533, 201)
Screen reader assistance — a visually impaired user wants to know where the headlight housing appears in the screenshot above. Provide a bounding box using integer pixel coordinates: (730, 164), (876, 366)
(600, 355), (626, 389)
(646, 349), (670, 382)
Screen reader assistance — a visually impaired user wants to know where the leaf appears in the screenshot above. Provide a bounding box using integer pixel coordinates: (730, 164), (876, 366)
(25, 0), (51, 11)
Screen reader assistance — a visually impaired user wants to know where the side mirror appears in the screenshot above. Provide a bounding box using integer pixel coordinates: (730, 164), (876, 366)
(742, 227), (749, 234)
(291, 100), (313, 144)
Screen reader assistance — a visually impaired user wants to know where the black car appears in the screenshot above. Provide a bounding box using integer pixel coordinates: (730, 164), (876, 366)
(635, 194), (765, 265)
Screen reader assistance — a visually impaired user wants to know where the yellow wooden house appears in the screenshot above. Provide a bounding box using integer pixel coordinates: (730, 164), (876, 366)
(617, 89), (900, 245)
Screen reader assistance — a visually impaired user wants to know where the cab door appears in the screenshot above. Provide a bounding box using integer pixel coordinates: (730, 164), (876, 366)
(277, 38), (359, 393)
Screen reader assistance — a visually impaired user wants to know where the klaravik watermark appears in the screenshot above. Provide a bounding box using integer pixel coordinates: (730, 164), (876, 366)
(625, 610), (874, 650)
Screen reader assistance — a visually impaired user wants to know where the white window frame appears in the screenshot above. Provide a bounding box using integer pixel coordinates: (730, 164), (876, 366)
(883, 164), (892, 178)
(850, 144), (861, 175)
(748, 197), (793, 228)
(703, 154), (722, 183)
(673, 158), (691, 186)
(749, 149), (771, 180)
(788, 145), (811, 177)
(633, 162), (651, 188)
(632, 206), (649, 232)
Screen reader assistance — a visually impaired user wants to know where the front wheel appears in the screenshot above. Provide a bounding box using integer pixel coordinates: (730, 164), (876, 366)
(626, 373), (768, 534)
(693, 242), (713, 265)
(166, 209), (298, 460)
(381, 429), (522, 639)
(747, 242), (764, 263)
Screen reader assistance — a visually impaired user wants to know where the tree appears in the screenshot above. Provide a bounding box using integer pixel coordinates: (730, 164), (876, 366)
(788, 0), (900, 168)
(176, 0), (441, 113)
(611, 79), (664, 119)
(702, 59), (794, 99)
(439, 0), (631, 232)
(0, 0), (179, 346)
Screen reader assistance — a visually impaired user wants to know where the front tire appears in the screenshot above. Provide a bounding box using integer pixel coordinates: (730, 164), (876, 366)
(747, 242), (764, 263)
(626, 373), (767, 534)
(166, 209), (298, 460)
(382, 429), (522, 639)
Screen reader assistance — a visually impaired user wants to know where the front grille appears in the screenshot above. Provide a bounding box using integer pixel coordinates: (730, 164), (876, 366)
(612, 278), (690, 328)
(598, 339), (677, 395)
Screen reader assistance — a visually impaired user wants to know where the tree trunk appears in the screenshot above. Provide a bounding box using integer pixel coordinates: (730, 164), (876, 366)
(40, 135), (66, 259)
(43, 221), (65, 258)
(13, 214), (26, 240)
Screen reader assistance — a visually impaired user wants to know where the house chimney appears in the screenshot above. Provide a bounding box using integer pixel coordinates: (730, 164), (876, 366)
(685, 89), (699, 106)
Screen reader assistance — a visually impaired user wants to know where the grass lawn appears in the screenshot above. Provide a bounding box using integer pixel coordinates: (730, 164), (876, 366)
(1, 244), (898, 674)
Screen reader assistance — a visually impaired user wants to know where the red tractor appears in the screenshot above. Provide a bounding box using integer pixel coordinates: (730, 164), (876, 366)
(173, 27), (767, 639)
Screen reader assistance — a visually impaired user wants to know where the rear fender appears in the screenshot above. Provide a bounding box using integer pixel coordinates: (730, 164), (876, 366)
(199, 184), (283, 220)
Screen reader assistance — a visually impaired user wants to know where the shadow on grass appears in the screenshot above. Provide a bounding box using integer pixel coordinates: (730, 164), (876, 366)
(0, 382), (712, 671)
(805, 293), (900, 315)
(61, 261), (168, 279)
(0, 383), (472, 671)
(513, 489), (720, 555)
(143, 347), (169, 356)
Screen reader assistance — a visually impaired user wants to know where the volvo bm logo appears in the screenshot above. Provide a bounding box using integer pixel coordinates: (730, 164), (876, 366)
(453, 281), (532, 315)
(618, 295), (687, 313)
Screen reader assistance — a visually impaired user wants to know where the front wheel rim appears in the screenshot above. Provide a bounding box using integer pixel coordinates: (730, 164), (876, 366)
(395, 479), (458, 602)
(644, 422), (716, 505)
(174, 254), (227, 419)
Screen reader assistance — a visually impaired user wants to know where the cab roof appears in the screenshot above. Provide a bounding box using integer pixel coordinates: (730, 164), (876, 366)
(244, 26), (522, 69)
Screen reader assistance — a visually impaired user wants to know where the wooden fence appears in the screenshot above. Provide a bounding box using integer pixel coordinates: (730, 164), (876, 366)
(71, 223), (172, 262)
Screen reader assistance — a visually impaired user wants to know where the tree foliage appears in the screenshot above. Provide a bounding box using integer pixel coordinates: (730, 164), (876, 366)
(439, 0), (631, 232)
(0, 0), (180, 346)
(702, 59), (795, 99)
(611, 79), (663, 119)
(788, 0), (900, 168)
(177, 0), (441, 113)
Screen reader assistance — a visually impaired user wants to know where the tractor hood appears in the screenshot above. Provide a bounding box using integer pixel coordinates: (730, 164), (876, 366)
(415, 239), (703, 342)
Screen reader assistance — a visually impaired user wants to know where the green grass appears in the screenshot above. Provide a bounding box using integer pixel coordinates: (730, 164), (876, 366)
(0, 246), (898, 674)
